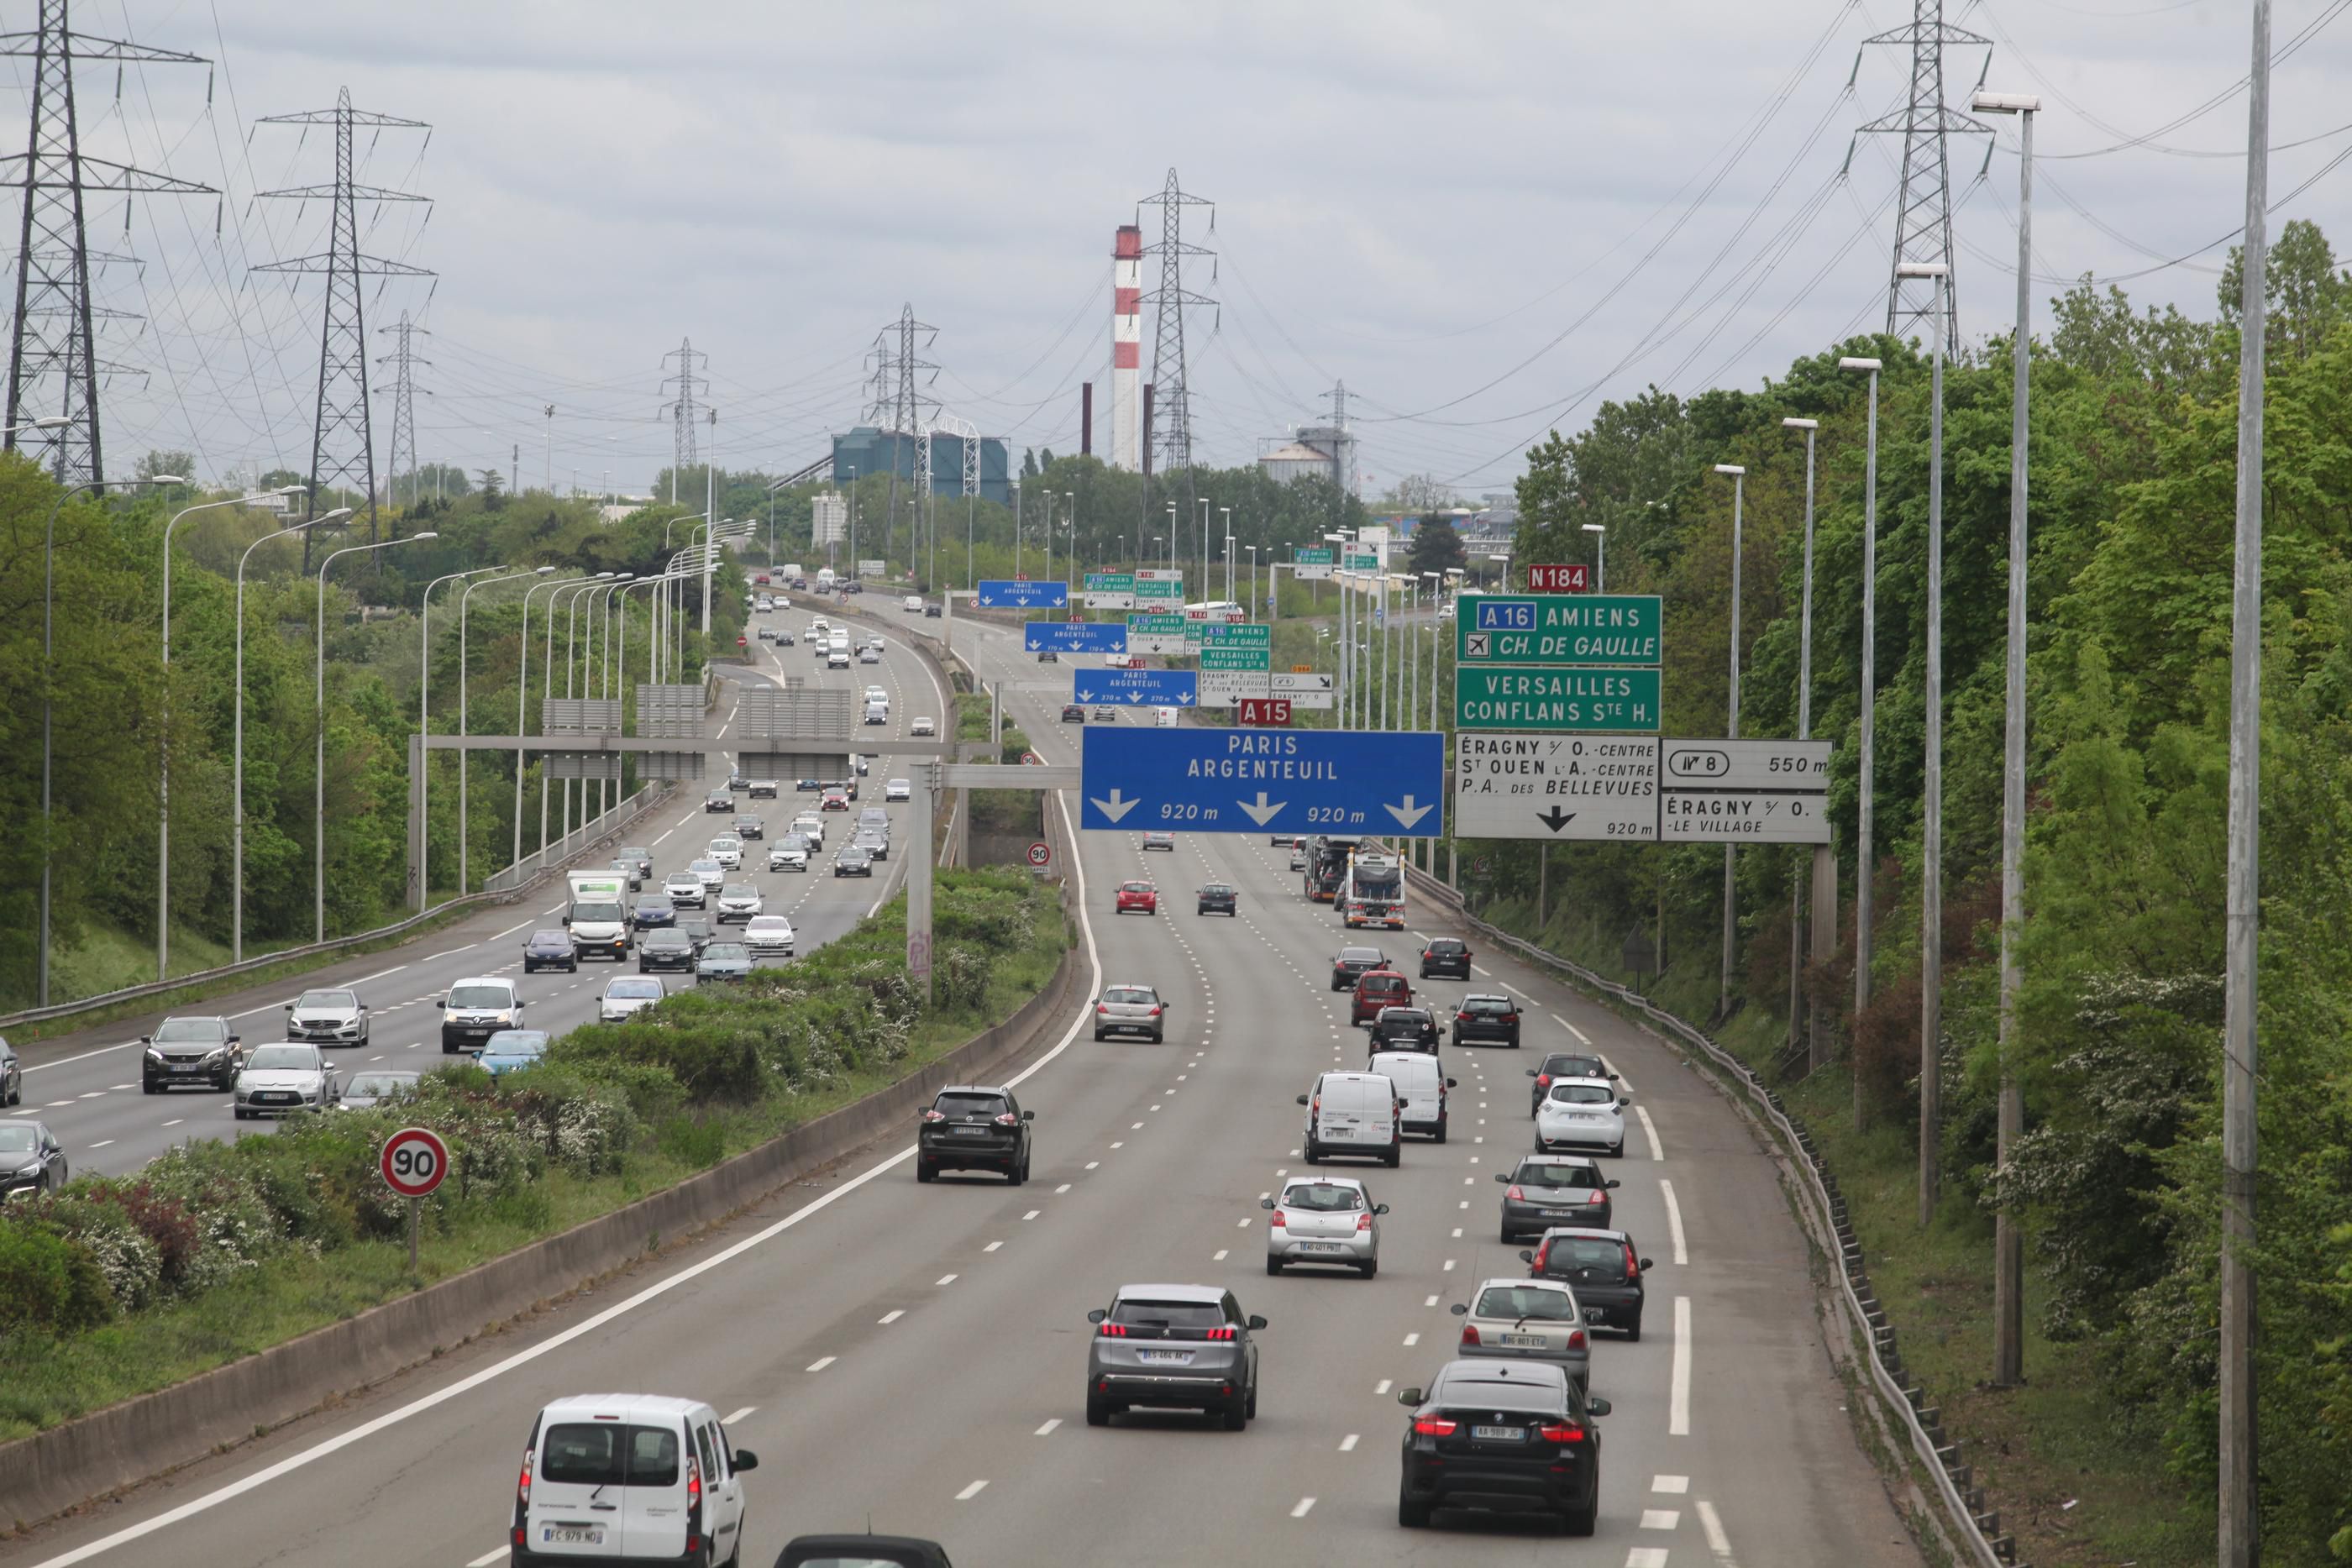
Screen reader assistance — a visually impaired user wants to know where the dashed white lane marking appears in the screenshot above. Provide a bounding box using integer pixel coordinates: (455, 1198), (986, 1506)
(1213, 1249), (1229, 1261)
(1670, 1297), (1693, 1436)
(1641, 1508), (1681, 1529)
(1697, 1498), (1739, 1564)
(1289, 1497), (1315, 1518)
(1661, 1178), (1689, 1265)
(1338, 1434), (1358, 1452)
(722, 1406), (757, 1424)
(1374, 1379), (1392, 1395)
(1636, 1104), (1665, 1160)
(1084, 1161), (1100, 1171)
(1034, 1419), (1060, 1436)
(878, 1309), (905, 1324)
(161, 1118), (183, 1128)
(88, 1139), (113, 1149)
(936, 1273), (958, 1286)
(467, 1550), (507, 1567)
(1402, 1332), (1420, 1346)
(1022, 1209), (1039, 1220)
(1652, 1474), (1690, 1493)
(1625, 1550), (1670, 1568)
(1054, 1183), (1072, 1194)
(1424, 1293), (1439, 1307)
(806, 1356), (836, 1372)
(955, 1480), (988, 1502)
(984, 1240), (1003, 1252)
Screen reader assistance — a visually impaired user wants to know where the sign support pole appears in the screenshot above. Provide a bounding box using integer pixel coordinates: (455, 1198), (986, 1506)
(407, 1196), (420, 1275)
(909, 763), (936, 1009)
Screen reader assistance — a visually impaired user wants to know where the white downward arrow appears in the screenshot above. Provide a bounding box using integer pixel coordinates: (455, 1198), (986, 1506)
(1179, 693), (1195, 705)
(1091, 789), (1141, 824)
(1385, 795), (1434, 829)
(1236, 792), (1287, 826)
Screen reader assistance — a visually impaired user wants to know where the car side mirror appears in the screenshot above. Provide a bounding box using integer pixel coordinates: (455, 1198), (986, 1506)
(1373, 1204), (1389, 1215)
(731, 1450), (758, 1471)
(1606, 1179), (1621, 1189)
(560, 915), (571, 926)
(1296, 1094), (1310, 1106)
(228, 1035), (239, 1044)
(1608, 1072), (1620, 1080)
(1587, 1397), (1613, 1419)
(1245, 1314), (1267, 1330)
(1525, 1067), (1538, 1077)
(1492, 1172), (1509, 1183)
(1639, 1258), (1655, 1270)
(139, 1035), (151, 1044)
(281, 1002), (293, 1010)
(1086, 1308), (1108, 1324)
(1446, 1078), (1458, 1088)
(1619, 1098), (1631, 1108)
(1021, 1109), (1035, 1121)
(1396, 1387), (1423, 1407)
(1449, 1302), (1468, 1316)
(1259, 1196), (1275, 1209)
(1517, 1249), (1536, 1265)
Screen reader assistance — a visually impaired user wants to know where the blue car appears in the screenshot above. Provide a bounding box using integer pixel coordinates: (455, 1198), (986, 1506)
(474, 1028), (549, 1078)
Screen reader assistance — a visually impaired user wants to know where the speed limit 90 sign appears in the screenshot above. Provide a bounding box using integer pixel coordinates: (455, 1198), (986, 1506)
(381, 1126), (450, 1198)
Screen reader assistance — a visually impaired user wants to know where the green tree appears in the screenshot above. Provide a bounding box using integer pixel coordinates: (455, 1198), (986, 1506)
(1404, 513), (1467, 577)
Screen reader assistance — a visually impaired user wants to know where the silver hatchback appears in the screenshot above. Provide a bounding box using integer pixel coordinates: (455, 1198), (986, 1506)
(1450, 1277), (1592, 1393)
(1262, 1176), (1388, 1277)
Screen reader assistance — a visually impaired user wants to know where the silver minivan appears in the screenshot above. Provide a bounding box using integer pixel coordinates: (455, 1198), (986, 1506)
(1368, 1050), (1456, 1143)
(513, 1393), (756, 1565)
(1297, 1070), (1402, 1167)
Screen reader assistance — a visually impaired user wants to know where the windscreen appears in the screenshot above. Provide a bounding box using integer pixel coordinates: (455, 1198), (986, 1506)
(571, 903), (624, 923)
(1476, 1285), (1578, 1321)
(448, 985), (511, 1009)
(701, 944), (750, 962)
(722, 885), (756, 899)
(345, 1074), (412, 1099)
(483, 1031), (546, 1055)
(607, 980), (662, 999)
(151, 1018), (225, 1043)
(1280, 1183), (1365, 1213)
(244, 1046), (315, 1071)
(1549, 1083), (1617, 1106)
(0, 1126), (37, 1152)
(295, 990), (355, 1010)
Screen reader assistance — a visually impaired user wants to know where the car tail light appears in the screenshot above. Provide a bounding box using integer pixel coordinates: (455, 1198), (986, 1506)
(1567, 1328), (1587, 1350)
(1096, 1321), (1129, 1337)
(1506, 1185), (1526, 1202)
(1357, 1212), (1373, 1231)
(1457, 1011), (1471, 1022)
(1310, 1095), (1320, 1117)
(1270, 1209), (1286, 1227)
(1148, 1005), (1163, 1016)
(1503, 1013), (1519, 1024)
(1458, 1323), (1481, 1346)
(1537, 1421), (1587, 1445)
(516, 1446), (533, 1508)
(685, 1452), (703, 1552)
(1588, 1190), (1605, 1206)
(1625, 1243), (1641, 1281)
(921, 1109), (946, 1123)
(1201, 1327), (1237, 1341)
(1412, 1417), (1457, 1436)
(1532, 1242), (1551, 1272)
(1095, 1004), (1108, 1015)
(995, 1112), (1019, 1126)
(1535, 1073), (1552, 1089)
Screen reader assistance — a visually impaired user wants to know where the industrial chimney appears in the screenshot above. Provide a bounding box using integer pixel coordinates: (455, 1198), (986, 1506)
(1110, 224), (1142, 469)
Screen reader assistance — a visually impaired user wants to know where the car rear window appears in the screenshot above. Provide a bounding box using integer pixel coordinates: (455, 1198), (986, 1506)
(1111, 1299), (1226, 1329)
(1428, 940), (1465, 954)
(936, 1092), (1009, 1118)
(1475, 1285), (1578, 1321)
(1340, 948), (1383, 964)
(540, 1423), (680, 1487)
(1383, 1009), (1431, 1025)
(1550, 1083), (1617, 1105)
(1104, 988), (1157, 1005)
(1280, 1182), (1365, 1213)
(1465, 998), (1515, 1016)
(1545, 1237), (1631, 1276)
(1516, 1162), (1603, 1189)
(1544, 1055), (1606, 1078)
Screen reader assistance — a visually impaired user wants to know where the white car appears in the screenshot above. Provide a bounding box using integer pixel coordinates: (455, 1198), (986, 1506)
(664, 870), (706, 908)
(717, 883), (764, 922)
(232, 1042), (341, 1120)
(691, 857), (725, 891)
(791, 813), (825, 845)
(859, 645), (881, 663)
(743, 915), (796, 957)
(885, 778), (912, 803)
(769, 842), (809, 872)
(707, 836), (743, 870)
(599, 976), (666, 1023)
(864, 685), (888, 704)
(516, 1396), (754, 1564)
(911, 716), (936, 737)
(1534, 1077), (1630, 1157)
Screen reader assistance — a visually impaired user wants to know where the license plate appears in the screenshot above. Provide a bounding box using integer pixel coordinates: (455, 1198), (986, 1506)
(953, 1125), (989, 1135)
(1138, 1350), (1191, 1365)
(1585, 1307), (1608, 1323)
(1301, 1242), (1347, 1254)
(173, 1063), (204, 1072)
(1499, 1332), (1546, 1348)
(1326, 1126), (1354, 1138)
(1472, 1424), (1524, 1440)
(543, 1525), (605, 1545)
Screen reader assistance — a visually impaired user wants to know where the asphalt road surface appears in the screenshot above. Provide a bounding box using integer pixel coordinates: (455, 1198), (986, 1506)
(3, 610), (1920, 1568)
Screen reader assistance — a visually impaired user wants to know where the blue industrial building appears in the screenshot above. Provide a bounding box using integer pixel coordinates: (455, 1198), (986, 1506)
(832, 426), (1010, 506)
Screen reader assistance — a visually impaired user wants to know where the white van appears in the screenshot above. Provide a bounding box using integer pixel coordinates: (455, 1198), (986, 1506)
(1154, 706), (1180, 728)
(1297, 1069), (1402, 1167)
(1368, 1050), (1457, 1142)
(513, 1393), (755, 1564)
(827, 633), (851, 669)
(902, 595), (923, 613)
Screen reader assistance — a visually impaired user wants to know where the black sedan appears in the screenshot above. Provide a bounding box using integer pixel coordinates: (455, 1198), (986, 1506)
(0, 1120), (69, 1198)
(674, 915), (716, 954)
(1494, 1155), (1617, 1241)
(1062, 704), (1086, 723)
(1419, 937), (1472, 980)
(1528, 1051), (1617, 1115)
(796, 778), (823, 793)
(916, 1084), (1034, 1184)
(522, 929), (578, 973)
(1452, 994), (1522, 1048)
(834, 846), (874, 878)
(1523, 1225), (1651, 1340)
(1368, 1006), (1441, 1051)
(1331, 947), (1389, 991)
(1396, 1361), (1609, 1534)
(638, 930), (696, 973)
(1196, 883), (1237, 916)
(705, 789), (733, 813)
(732, 814), (764, 841)
(633, 898), (676, 930)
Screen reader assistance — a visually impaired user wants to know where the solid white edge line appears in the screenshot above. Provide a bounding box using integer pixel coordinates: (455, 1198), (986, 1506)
(1635, 1104), (1665, 1161)
(25, 761), (1107, 1568)
(489, 919), (537, 941)
(1695, 1497), (1739, 1564)
(1669, 1296), (1693, 1436)
(466, 1549), (507, 1568)
(1660, 1177), (1689, 1266)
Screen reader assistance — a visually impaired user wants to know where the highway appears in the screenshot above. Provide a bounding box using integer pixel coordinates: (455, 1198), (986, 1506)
(3, 607), (953, 1183)
(1, 606), (1921, 1568)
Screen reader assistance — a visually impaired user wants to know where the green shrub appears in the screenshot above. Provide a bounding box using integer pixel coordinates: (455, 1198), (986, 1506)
(0, 1225), (114, 1334)
(654, 1115), (727, 1168)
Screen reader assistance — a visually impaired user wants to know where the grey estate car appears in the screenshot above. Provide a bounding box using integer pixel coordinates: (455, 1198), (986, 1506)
(1085, 1283), (1266, 1430)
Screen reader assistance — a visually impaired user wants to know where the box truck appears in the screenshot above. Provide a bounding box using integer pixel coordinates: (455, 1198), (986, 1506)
(564, 870), (633, 961)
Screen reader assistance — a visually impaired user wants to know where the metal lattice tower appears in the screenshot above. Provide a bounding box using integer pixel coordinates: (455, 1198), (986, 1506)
(659, 337), (705, 501)
(1857, 0), (1989, 346)
(374, 310), (428, 510)
(1322, 380), (1357, 496)
(2, 3), (213, 486)
(867, 304), (937, 566)
(255, 87), (433, 565)
(1138, 167), (1215, 478)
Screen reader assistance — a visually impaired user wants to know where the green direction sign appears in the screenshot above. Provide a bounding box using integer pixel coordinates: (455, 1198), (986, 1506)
(1196, 622), (1269, 646)
(1200, 645), (1271, 671)
(1127, 612), (1184, 636)
(1085, 572), (1136, 593)
(1456, 667), (1662, 732)
(1455, 593), (1662, 667)
(1343, 551), (1378, 571)
(1294, 547), (1333, 565)
(1134, 579), (1184, 600)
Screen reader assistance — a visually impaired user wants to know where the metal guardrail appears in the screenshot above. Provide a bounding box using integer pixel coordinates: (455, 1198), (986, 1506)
(0, 784), (678, 1035)
(1415, 875), (2019, 1568)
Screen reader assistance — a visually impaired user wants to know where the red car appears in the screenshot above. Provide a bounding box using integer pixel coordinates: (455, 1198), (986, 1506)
(1351, 969), (1413, 1026)
(1115, 880), (1160, 916)
(821, 789), (850, 811)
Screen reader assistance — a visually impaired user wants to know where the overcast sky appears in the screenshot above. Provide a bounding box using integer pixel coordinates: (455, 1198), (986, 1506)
(28, 0), (2352, 499)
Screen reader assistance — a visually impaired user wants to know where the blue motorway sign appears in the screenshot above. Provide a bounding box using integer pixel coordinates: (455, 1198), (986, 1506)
(1072, 668), (1198, 707)
(1025, 621), (1129, 654)
(976, 579), (1069, 610)
(1079, 727), (1444, 837)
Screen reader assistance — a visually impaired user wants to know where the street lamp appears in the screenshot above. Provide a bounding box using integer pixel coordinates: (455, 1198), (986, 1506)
(232, 508), (348, 962)
(1712, 462), (1746, 1020)
(1782, 417), (1822, 1060)
(499, 566), (563, 872)
(317, 532), (438, 940)
(525, 572), (604, 862)
(452, 564), (556, 892)
(418, 564), (512, 910)
(1840, 355), (1884, 1046)
(550, 574), (617, 838)
(39, 469), (182, 1003)
(1975, 85), (2040, 1389)
(158, 485), (305, 979)
(591, 574), (636, 817)
(1581, 523), (1606, 593)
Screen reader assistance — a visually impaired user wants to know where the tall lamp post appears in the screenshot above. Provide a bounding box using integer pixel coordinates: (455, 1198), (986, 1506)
(528, 573), (604, 861)
(1975, 85), (2040, 1391)
(1712, 463), (1746, 1021)
(159, 485), (304, 979)
(38, 465), (177, 1003)
(418, 564), (510, 911)
(317, 532), (438, 940)
(1581, 522), (1606, 592)
(454, 565), (549, 893)
(235, 511), (344, 962)
(1782, 416), (1821, 1060)
(1839, 357), (1884, 1076)
(500, 566), (562, 872)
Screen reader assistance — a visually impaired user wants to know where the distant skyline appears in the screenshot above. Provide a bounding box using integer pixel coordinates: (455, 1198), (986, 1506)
(13, 0), (2348, 497)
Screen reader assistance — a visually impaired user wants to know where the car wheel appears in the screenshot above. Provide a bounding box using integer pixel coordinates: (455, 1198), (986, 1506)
(1091, 1028), (1105, 1041)
(916, 1161), (937, 1184)
(141, 1080), (156, 1095)
(1509, 1035), (1520, 1048)
(1358, 1259), (1378, 1280)
(233, 1107), (249, 1120)
(1434, 1120), (1448, 1146)
(1302, 1145), (1320, 1165)
(1085, 1394), (1112, 1428)
(1246, 1377), (1258, 1419)
(1625, 1315), (1643, 1343)
(1009, 1159), (1026, 1187)
(1221, 1397), (1247, 1431)
(1562, 1489), (1599, 1537)
(1150, 1030), (1163, 1043)
(1398, 1491), (1433, 1529)
(1383, 1147), (1401, 1168)
(1265, 1256), (1283, 1277)
(1610, 1141), (1625, 1159)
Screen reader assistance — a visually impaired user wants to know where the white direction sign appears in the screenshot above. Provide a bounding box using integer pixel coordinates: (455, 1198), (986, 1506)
(1269, 671), (1335, 710)
(1657, 738), (1834, 844)
(1199, 669), (1273, 706)
(1452, 734), (1659, 842)
(1660, 738), (1834, 792)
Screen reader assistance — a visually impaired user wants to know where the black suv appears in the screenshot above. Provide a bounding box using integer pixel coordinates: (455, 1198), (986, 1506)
(1062, 704), (1086, 723)
(1396, 1361), (1610, 1534)
(1528, 1052), (1617, 1115)
(1196, 883), (1237, 916)
(1494, 1155), (1618, 1241)
(1452, 994), (1522, 1049)
(1524, 1226), (1650, 1340)
(705, 789), (733, 813)
(733, 814), (764, 841)
(638, 930), (696, 973)
(916, 1084), (1033, 1183)
(1419, 937), (1472, 980)
(522, 929), (577, 973)
(1331, 947), (1389, 991)
(139, 1015), (244, 1092)
(1368, 1006), (1440, 1051)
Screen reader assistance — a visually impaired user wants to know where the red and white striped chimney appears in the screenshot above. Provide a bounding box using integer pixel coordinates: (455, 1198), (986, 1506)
(1110, 223), (1142, 469)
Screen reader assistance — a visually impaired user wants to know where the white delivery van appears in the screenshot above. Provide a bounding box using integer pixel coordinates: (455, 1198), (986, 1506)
(1298, 1070), (1402, 1167)
(1154, 706), (1180, 728)
(513, 1393), (756, 1564)
(815, 567), (837, 592)
(564, 871), (632, 962)
(902, 595), (923, 613)
(779, 563), (805, 585)
(1368, 1050), (1456, 1142)
(827, 632), (851, 669)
